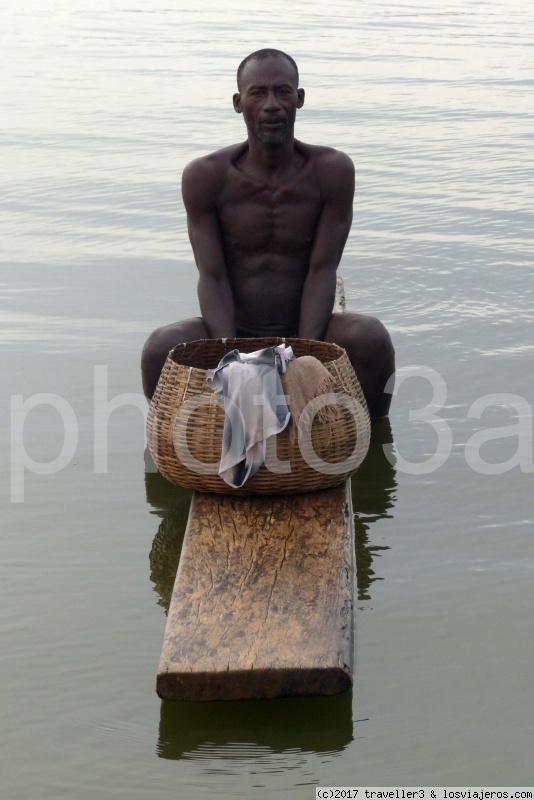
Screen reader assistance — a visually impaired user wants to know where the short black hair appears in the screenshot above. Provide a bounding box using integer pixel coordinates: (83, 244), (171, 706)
(237, 49), (299, 90)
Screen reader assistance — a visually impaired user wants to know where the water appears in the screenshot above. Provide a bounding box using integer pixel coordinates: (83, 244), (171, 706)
(1, 1), (533, 797)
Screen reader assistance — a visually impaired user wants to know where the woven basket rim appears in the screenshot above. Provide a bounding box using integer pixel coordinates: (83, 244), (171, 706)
(147, 336), (370, 495)
(168, 337), (346, 372)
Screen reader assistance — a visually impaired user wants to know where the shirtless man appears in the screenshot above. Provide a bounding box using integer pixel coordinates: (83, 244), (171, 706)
(141, 48), (395, 417)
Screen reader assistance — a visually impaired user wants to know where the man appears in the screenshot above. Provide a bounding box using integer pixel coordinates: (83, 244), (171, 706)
(141, 48), (394, 417)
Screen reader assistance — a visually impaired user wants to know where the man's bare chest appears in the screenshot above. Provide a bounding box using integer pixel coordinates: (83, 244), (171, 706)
(217, 169), (322, 252)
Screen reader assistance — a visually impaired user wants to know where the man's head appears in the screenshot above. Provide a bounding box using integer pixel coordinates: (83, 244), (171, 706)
(233, 49), (305, 146)
(236, 49), (299, 91)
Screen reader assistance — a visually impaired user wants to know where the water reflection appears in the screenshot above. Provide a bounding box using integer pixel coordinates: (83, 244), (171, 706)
(145, 419), (396, 760)
(352, 418), (397, 605)
(145, 467), (192, 614)
(157, 691), (354, 761)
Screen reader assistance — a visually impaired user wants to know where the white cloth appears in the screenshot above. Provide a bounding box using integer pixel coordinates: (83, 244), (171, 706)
(206, 345), (294, 488)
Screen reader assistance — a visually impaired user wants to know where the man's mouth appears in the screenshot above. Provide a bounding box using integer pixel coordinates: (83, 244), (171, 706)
(261, 119), (284, 127)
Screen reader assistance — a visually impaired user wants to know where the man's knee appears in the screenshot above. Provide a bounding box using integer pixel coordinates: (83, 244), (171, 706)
(141, 318), (208, 399)
(358, 315), (395, 364)
(327, 313), (394, 362)
(141, 326), (171, 373)
(326, 313), (395, 417)
(142, 318), (207, 366)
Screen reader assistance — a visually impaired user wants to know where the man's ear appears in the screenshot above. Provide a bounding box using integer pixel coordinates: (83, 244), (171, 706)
(233, 93), (242, 113)
(297, 88), (305, 109)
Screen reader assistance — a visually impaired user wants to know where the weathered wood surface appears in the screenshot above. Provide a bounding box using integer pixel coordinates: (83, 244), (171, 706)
(157, 481), (355, 701)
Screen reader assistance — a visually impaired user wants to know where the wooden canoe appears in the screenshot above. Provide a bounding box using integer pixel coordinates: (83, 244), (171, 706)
(156, 482), (354, 700)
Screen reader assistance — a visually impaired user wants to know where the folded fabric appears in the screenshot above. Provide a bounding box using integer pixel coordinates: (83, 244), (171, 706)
(206, 345), (294, 488)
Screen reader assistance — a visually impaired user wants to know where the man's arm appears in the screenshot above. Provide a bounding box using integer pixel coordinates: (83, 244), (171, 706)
(182, 158), (236, 338)
(298, 150), (355, 340)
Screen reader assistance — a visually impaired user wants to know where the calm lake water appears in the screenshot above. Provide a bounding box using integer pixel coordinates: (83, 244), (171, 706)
(1, 1), (533, 797)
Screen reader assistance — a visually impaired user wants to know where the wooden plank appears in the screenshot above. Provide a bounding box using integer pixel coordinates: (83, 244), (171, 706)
(157, 481), (354, 701)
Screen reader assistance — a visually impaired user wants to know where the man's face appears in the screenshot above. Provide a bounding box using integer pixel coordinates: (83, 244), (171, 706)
(233, 57), (305, 146)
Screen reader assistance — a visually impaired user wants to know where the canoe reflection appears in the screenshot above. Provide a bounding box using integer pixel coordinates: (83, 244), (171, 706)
(146, 471), (192, 614)
(157, 690), (353, 760)
(352, 418), (397, 604)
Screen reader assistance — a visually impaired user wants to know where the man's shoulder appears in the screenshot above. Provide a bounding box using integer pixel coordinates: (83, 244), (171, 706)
(182, 143), (246, 207)
(298, 142), (355, 197)
(182, 143), (245, 181)
(300, 142), (354, 175)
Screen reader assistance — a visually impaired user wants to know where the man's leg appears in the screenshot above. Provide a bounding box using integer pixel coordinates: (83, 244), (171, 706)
(325, 313), (395, 418)
(141, 318), (210, 400)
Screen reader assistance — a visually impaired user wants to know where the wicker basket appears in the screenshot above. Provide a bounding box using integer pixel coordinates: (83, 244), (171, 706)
(147, 338), (370, 495)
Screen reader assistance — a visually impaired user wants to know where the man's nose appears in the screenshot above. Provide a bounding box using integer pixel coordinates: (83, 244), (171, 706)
(263, 90), (281, 111)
